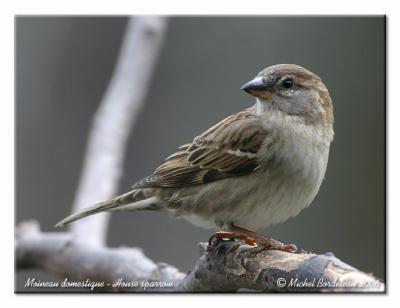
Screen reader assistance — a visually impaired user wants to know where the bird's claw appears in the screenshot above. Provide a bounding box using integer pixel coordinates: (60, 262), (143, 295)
(208, 230), (297, 256)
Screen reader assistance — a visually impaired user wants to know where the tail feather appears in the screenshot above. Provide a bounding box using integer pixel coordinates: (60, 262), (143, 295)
(54, 191), (158, 228)
(55, 198), (119, 228)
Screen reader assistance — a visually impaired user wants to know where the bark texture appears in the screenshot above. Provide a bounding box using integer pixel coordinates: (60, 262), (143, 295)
(16, 221), (384, 293)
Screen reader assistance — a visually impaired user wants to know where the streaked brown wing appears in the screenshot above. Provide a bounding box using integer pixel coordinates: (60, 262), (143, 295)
(132, 107), (267, 189)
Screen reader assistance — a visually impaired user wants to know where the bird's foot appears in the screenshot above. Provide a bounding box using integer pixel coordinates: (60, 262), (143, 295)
(208, 231), (257, 246)
(246, 238), (297, 256)
(208, 224), (297, 255)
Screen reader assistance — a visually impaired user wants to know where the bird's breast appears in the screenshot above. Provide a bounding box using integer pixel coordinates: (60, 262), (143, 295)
(236, 119), (332, 230)
(172, 119), (332, 231)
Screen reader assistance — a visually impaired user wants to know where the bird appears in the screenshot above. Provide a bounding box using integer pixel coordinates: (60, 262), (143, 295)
(55, 64), (334, 252)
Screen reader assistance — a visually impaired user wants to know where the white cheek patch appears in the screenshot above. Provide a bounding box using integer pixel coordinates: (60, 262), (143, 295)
(255, 98), (273, 116)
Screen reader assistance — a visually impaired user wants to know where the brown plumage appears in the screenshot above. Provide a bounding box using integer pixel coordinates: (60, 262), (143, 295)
(133, 108), (267, 189)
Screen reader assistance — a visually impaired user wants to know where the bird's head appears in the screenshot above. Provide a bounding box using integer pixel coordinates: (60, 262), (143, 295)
(241, 64), (333, 126)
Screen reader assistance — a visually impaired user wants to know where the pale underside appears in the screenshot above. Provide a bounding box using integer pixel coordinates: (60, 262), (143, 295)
(121, 102), (332, 231)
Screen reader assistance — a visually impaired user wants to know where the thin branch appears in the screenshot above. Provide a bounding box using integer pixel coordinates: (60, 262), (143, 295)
(16, 221), (184, 292)
(68, 16), (168, 247)
(16, 221), (384, 293)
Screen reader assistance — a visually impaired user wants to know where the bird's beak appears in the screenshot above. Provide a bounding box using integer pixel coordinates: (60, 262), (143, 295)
(241, 76), (274, 100)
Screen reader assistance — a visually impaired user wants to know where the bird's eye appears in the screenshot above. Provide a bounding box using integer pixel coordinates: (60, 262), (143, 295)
(282, 78), (294, 89)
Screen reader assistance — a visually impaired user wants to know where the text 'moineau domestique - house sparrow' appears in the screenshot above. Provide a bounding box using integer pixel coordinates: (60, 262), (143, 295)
(56, 64), (334, 252)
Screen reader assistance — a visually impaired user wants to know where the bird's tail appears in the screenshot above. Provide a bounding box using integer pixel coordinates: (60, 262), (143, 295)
(54, 190), (159, 228)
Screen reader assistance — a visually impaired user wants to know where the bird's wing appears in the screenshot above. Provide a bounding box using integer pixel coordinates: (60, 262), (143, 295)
(132, 107), (268, 189)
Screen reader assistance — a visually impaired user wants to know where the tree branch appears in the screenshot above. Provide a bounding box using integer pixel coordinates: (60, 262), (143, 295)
(16, 221), (384, 293)
(69, 16), (168, 247)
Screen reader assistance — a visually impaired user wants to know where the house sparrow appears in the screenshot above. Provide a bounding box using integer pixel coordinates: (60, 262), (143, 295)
(56, 64), (334, 252)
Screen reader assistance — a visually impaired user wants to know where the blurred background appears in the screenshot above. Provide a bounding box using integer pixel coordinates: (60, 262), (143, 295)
(16, 16), (385, 291)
